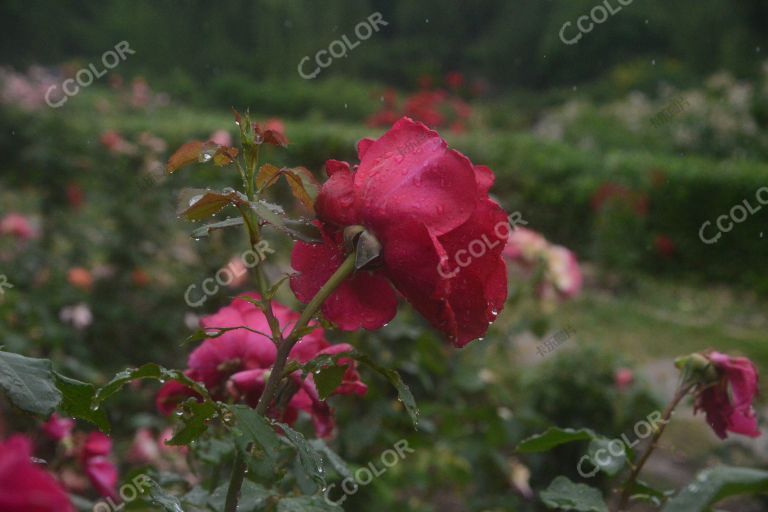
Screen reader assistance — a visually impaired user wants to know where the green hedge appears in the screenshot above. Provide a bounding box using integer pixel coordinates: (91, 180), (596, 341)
(4, 98), (768, 291)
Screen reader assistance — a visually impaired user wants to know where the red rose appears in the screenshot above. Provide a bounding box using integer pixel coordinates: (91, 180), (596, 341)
(156, 294), (365, 437)
(0, 435), (74, 511)
(290, 117), (508, 347)
(694, 351), (760, 439)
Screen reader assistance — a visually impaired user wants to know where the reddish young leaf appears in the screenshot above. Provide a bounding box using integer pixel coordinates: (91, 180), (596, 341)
(283, 169), (315, 214)
(177, 189), (246, 221)
(212, 146), (239, 167)
(255, 164), (282, 191)
(167, 141), (203, 173)
(167, 141), (219, 173)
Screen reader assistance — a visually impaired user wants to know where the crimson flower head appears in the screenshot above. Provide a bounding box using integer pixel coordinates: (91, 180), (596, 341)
(156, 294), (366, 438)
(80, 432), (118, 499)
(0, 435), (74, 512)
(41, 413), (75, 442)
(290, 117), (508, 347)
(694, 351), (761, 439)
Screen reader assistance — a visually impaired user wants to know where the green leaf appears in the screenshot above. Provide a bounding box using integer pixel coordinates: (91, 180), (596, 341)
(208, 480), (274, 511)
(516, 427), (597, 454)
(276, 422), (325, 487)
(587, 437), (626, 476)
(314, 365), (347, 400)
(277, 495), (343, 511)
(662, 466), (768, 512)
(626, 480), (673, 507)
(167, 400), (218, 446)
(540, 476), (608, 512)
(351, 352), (419, 428)
(230, 405), (282, 462)
(94, 363), (210, 405)
(180, 486), (210, 507)
(53, 373), (110, 432)
(190, 217), (244, 239)
(310, 439), (352, 480)
(0, 351), (61, 416)
(250, 200), (317, 242)
(143, 478), (185, 512)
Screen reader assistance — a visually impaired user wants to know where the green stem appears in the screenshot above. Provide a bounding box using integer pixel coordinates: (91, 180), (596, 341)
(616, 384), (693, 511)
(223, 252), (356, 512)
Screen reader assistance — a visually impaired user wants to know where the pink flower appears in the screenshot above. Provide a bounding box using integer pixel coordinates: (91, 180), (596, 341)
(80, 432), (118, 499)
(225, 257), (249, 288)
(99, 131), (136, 155)
(546, 245), (582, 299)
(503, 228), (549, 264)
(41, 414), (75, 442)
(264, 118), (285, 136)
(291, 117), (508, 347)
(209, 129), (232, 147)
(127, 428), (160, 464)
(0, 213), (38, 241)
(156, 294), (366, 437)
(0, 435), (74, 511)
(694, 351), (761, 439)
(503, 229), (582, 300)
(614, 368), (634, 391)
(84, 457), (118, 499)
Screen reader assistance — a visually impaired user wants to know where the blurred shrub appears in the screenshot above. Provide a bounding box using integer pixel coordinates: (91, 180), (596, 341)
(209, 73), (379, 121)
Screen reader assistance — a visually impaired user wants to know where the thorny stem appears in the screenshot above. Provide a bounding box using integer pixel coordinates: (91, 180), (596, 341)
(224, 252), (357, 512)
(616, 384), (694, 511)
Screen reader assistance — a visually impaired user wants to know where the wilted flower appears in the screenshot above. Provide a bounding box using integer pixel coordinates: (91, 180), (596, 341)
(291, 117), (508, 347)
(0, 436), (74, 511)
(693, 351), (761, 439)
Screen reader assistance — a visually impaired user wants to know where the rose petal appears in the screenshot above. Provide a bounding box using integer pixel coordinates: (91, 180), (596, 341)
(353, 117), (477, 236)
